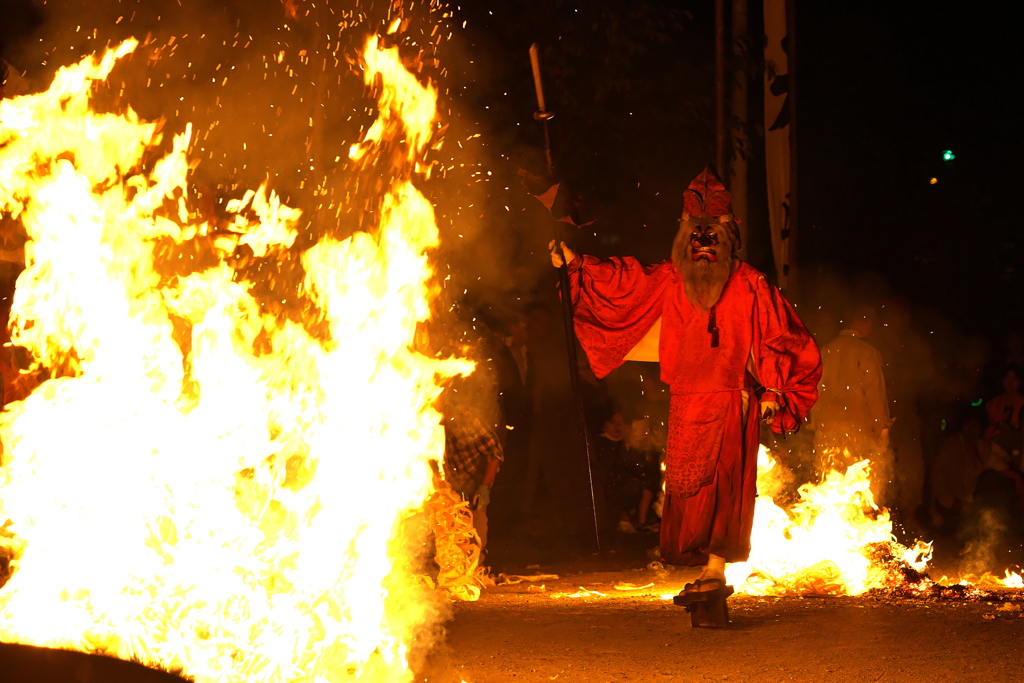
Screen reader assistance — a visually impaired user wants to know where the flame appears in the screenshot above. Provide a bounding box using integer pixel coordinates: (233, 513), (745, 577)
(944, 569), (1024, 590)
(727, 447), (1024, 596)
(726, 446), (930, 596)
(0, 35), (470, 683)
(1001, 570), (1024, 588)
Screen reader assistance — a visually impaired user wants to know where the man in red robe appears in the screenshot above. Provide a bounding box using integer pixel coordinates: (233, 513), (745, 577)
(549, 166), (821, 595)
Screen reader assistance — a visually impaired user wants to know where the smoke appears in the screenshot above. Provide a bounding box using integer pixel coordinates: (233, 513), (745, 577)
(958, 507), (1009, 577)
(794, 263), (1024, 576)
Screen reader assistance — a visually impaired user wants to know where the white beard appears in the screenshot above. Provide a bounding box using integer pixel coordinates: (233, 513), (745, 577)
(680, 257), (732, 310)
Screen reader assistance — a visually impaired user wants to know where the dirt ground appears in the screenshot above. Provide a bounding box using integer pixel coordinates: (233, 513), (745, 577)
(2, 535), (1021, 683)
(421, 562), (1024, 683)
(417, 526), (1024, 683)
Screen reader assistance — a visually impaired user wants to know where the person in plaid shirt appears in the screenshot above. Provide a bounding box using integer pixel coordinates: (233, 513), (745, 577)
(444, 406), (504, 549)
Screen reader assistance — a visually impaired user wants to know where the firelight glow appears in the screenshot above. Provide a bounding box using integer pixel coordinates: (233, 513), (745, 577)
(726, 446), (929, 596)
(0, 35), (470, 683)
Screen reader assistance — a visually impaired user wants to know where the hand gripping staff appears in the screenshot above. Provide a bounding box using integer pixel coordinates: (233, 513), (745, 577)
(528, 43), (601, 551)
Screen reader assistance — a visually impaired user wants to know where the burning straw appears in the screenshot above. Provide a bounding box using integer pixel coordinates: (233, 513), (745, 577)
(727, 446), (1021, 598)
(426, 477), (493, 602)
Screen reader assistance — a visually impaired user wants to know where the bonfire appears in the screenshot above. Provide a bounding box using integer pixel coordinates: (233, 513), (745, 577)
(0, 30), (471, 683)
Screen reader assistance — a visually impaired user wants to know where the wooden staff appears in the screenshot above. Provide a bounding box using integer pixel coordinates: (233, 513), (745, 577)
(529, 43), (601, 551)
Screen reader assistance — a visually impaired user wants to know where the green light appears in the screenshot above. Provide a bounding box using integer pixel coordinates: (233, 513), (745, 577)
(943, 150), (955, 161)
(940, 419), (947, 431)
(971, 398), (983, 407)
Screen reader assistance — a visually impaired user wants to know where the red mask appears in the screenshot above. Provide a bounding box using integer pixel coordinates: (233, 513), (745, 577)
(689, 224), (721, 262)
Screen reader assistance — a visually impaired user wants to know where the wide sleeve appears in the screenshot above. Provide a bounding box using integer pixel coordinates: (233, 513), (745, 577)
(751, 275), (822, 434)
(566, 254), (674, 379)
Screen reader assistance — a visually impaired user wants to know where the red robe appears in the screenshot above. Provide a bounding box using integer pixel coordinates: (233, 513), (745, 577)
(567, 255), (821, 565)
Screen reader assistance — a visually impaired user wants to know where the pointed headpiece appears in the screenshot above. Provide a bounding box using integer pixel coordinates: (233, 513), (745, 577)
(681, 165), (734, 225)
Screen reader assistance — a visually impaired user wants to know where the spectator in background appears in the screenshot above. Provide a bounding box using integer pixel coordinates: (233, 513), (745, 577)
(505, 316), (529, 389)
(596, 412), (663, 533)
(946, 336), (990, 413)
(478, 312), (530, 534)
(922, 334), (991, 504)
(930, 411), (993, 531)
(443, 404), (504, 550)
(813, 305), (892, 502)
(520, 301), (593, 538)
(930, 408), (1024, 540)
(617, 417), (663, 531)
(593, 409), (626, 531)
(876, 298), (935, 531)
(985, 365), (1024, 468)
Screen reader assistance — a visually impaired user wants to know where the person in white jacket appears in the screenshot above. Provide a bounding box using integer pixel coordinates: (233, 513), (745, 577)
(813, 305), (893, 501)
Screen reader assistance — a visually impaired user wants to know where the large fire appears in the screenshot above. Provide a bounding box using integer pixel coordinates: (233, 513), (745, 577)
(0, 34), (469, 683)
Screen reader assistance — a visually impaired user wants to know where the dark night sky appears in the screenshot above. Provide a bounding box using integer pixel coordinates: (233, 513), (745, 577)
(1, 0), (1021, 341)
(798, 1), (1023, 332)
(440, 0), (1024, 343)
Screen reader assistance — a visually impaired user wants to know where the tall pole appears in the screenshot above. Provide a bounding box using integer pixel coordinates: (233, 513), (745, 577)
(785, 0), (798, 295)
(729, 0), (749, 257)
(529, 44), (601, 552)
(714, 0), (727, 173)
(763, 0), (792, 291)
